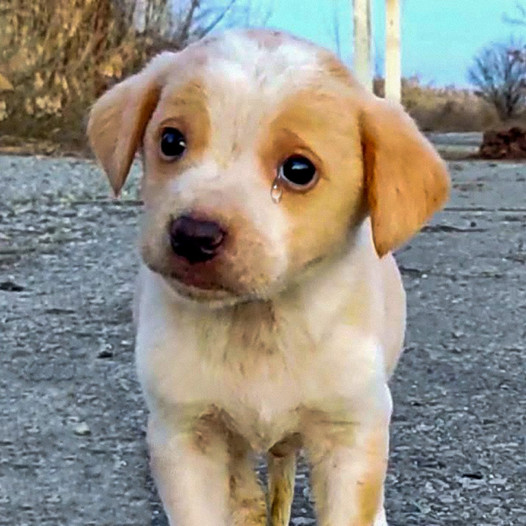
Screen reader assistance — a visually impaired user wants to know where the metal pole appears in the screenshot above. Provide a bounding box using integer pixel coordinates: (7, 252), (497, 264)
(385, 0), (401, 101)
(353, 0), (373, 91)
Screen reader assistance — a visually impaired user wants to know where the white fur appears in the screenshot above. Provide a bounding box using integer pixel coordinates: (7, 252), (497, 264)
(211, 32), (321, 93)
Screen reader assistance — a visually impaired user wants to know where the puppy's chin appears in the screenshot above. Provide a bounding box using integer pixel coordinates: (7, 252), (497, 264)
(154, 260), (334, 310)
(141, 257), (268, 308)
(162, 274), (250, 308)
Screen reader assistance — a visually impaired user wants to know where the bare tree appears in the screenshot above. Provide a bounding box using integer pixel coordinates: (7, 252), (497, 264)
(128, 0), (246, 47)
(221, 0), (273, 28)
(147, 0), (273, 44)
(468, 41), (526, 121)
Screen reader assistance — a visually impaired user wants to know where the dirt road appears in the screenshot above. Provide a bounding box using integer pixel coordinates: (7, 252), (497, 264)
(1, 153), (525, 525)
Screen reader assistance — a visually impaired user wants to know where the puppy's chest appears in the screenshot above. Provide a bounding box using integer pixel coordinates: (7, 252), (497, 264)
(140, 299), (380, 450)
(205, 302), (313, 405)
(197, 303), (315, 447)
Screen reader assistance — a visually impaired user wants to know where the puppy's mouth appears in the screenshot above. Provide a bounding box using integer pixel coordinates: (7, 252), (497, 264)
(142, 250), (327, 305)
(143, 258), (244, 304)
(147, 261), (224, 290)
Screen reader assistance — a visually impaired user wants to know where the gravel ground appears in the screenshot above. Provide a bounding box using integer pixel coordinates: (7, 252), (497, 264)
(1, 151), (525, 526)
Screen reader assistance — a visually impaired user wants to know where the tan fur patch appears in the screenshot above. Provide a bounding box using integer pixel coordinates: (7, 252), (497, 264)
(268, 452), (296, 526)
(259, 86), (367, 276)
(88, 77), (160, 195)
(227, 419), (268, 525)
(360, 98), (450, 256)
(87, 52), (178, 195)
(142, 79), (211, 199)
(318, 51), (364, 89)
(353, 429), (388, 526)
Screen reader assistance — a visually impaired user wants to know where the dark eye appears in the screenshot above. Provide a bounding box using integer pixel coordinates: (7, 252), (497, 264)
(160, 127), (187, 159)
(279, 155), (318, 189)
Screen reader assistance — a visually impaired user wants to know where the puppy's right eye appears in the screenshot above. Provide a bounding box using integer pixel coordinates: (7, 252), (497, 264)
(160, 127), (187, 160)
(279, 155), (318, 190)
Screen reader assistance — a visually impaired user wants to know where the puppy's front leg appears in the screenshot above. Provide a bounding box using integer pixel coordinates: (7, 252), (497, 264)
(148, 414), (231, 526)
(228, 441), (267, 526)
(305, 397), (391, 526)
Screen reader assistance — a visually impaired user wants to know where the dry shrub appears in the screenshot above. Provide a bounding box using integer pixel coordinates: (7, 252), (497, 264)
(1, 3), (505, 148)
(0, 0), (183, 149)
(374, 76), (501, 132)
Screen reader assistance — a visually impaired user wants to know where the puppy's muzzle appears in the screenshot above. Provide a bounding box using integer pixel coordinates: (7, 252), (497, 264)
(169, 215), (225, 264)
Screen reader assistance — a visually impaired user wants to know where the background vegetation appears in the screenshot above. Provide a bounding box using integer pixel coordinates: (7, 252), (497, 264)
(0, 0), (251, 151)
(0, 0), (524, 153)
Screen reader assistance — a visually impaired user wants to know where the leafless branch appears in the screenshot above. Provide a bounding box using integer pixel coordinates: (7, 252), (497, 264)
(178, 0), (200, 41)
(468, 40), (526, 120)
(197, 0), (236, 37)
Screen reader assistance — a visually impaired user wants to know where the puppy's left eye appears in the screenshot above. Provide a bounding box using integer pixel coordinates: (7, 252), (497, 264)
(279, 155), (318, 190)
(160, 127), (187, 159)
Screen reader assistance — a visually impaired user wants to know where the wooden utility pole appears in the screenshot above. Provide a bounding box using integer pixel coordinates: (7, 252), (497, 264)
(385, 0), (401, 101)
(353, 0), (373, 91)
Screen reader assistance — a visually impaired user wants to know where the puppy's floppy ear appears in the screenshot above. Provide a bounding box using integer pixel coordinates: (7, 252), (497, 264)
(360, 98), (450, 257)
(87, 52), (176, 196)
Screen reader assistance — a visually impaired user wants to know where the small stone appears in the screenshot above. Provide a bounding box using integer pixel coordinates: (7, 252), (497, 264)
(74, 422), (91, 436)
(97, 348), (113, 359)
(97, 342), (113, 358)
(0, 280), (24, 292)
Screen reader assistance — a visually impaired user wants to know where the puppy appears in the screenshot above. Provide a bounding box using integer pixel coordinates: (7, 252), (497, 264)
(88, 29), (449, 526)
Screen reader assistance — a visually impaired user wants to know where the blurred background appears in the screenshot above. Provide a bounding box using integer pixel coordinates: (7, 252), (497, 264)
(1, 0), (526, 155)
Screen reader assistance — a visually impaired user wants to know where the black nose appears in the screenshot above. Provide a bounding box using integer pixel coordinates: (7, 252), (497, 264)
(169, 215), (225, 264)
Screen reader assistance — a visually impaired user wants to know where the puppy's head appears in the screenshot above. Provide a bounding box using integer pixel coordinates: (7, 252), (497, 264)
(88, 30), (449, 305)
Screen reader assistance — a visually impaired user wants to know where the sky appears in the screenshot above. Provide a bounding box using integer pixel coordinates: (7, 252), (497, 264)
(246, 0), (526, 87)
